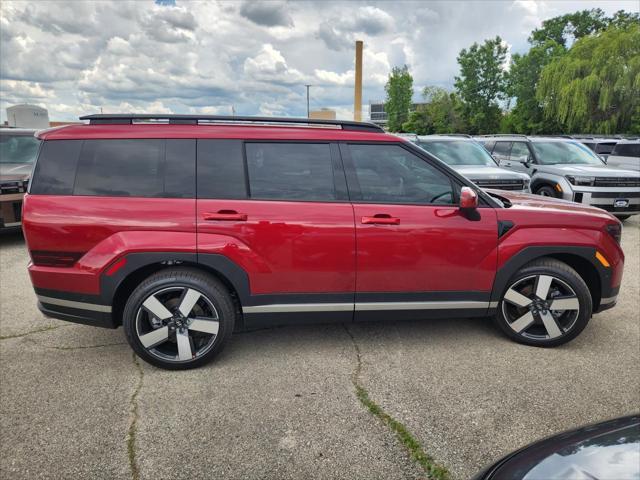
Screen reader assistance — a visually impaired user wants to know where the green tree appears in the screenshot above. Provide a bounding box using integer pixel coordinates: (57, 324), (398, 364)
(529, 8), (608, 47)
(402, 86), (466, 134)
(505, 41), (564, 133)
(505, 9), (639, 134)
(454, 36), (508, 134)
(384, 65), (413, 132)
(537, 24), (640, 133)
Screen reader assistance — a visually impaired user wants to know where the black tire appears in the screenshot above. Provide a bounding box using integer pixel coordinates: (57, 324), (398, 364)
(535, 185), (558, 198)
(123, 267), (235, 370)
(494, 258), (592, 347)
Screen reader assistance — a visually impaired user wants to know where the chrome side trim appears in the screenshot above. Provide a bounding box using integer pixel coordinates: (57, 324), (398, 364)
(37, 295), (112, 313)
(242, 303), (354, 314)
(243, 301), (492, 314)
(488, 301), (500, 309)
(600, 296), (617, 305)
(355, 301), (490, 311)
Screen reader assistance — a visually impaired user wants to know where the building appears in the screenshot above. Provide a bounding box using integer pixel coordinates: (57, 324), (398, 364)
(369, 101), (427, 128)
(6, 104), (50, 129)
(309, 108), (336, 120)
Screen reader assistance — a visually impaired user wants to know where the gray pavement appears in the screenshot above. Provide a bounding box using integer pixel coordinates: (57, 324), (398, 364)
(1, 218), (639, 480)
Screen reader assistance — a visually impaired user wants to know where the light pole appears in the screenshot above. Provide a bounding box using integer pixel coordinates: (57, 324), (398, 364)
(305, 84), (311, 118)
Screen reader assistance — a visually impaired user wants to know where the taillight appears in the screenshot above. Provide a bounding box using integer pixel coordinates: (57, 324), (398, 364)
(31, 251), (83, 267)
(605, 223), (622, 244)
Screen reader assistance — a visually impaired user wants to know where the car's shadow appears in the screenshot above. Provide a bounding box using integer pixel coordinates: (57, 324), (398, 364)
(0, 228), (25, 247)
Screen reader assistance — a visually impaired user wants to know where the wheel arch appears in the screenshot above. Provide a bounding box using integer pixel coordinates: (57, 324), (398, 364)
(105, 253), (249, 329)
(491, 246), (609, 311)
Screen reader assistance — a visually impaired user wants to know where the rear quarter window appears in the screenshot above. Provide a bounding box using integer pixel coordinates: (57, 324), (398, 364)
(30, 140), (82, 195)
(31, 139), (195, 198)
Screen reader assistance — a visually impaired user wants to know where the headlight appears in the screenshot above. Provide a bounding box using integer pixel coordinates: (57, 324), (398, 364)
(566, 175), (595, 186)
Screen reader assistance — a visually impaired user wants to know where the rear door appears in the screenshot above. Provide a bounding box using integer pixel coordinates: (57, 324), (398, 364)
(196, 140), (356, 325)
(341, 142), (498, 320)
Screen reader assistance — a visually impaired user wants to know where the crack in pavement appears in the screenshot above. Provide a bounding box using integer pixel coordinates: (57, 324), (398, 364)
(342, 324), (451, 480)
(45, 342), (127, 351)
(0, 324), (70, 340)
(127, 352), (144, 480)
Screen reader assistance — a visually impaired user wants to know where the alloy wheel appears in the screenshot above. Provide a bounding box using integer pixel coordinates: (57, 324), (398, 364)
(135, 286), (220, 362)
(501, 274), (580, 340)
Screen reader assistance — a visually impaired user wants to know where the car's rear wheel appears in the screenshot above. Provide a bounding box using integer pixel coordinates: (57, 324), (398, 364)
(123, 268), (235, 369)
(535, 185), (558, 198)
(495, 258), (592, 347)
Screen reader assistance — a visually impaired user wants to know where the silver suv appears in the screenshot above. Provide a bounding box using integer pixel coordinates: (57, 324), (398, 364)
(606, 139), (639, 172)
(479, 135), (640, 220)
(402, 134), (531, 192)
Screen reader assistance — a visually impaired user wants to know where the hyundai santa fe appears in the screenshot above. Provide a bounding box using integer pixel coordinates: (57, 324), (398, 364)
(478, 135), (640, 220)
(23, 115), (625, 369)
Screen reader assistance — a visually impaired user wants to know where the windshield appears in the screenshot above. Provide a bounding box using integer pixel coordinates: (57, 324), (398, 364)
(416, 140), (497, 166)
(0, 134), (40, 164)
(531, 141), (605, 165)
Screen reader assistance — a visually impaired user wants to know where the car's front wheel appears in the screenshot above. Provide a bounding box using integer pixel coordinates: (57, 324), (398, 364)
(495, 258), (592, 347)
(535, 185), (558, 198)
(123, 268), (235, 369)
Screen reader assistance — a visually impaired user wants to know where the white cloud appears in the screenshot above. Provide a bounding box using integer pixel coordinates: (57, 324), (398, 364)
(0, 0), (636, 122)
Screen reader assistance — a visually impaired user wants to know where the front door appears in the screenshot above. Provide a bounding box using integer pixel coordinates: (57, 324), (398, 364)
(341, 143), (498, 320)
(196, 140), (356, 326)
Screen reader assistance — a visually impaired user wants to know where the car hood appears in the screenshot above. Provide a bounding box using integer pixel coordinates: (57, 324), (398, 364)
(453, 165), (530, 181)
(0, 163), (33, 181)
(541, 163), (640, 177)
(486, 189), (615, 219)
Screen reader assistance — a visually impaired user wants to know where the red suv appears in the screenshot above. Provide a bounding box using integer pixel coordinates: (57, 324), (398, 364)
(23, 115), (624, 369)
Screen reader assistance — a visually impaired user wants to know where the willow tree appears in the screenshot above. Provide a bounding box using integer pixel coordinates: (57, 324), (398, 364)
(536, 24), (640, 133)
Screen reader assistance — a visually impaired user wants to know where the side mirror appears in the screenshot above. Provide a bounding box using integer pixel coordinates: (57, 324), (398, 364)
(460, 186), (478, 210)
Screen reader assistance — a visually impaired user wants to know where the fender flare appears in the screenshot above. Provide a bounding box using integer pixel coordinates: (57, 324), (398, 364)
(490, 245), (612, 305)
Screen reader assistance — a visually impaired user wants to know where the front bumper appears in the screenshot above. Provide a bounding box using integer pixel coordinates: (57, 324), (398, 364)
(561, 187), (640, 216)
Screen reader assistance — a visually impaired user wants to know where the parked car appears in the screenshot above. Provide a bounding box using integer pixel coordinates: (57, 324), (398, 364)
(0, 128), (39, 229)
(478, 135), (640, 221)
(24, 115), (624, 369)
(408, 135), (531, 192)
(606, 139), (640, 171)
(573, 136), (619, 160)
(473, 414), (640, 480)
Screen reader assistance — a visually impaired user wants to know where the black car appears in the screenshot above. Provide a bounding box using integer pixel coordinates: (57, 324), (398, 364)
(473, 414), (639, 480)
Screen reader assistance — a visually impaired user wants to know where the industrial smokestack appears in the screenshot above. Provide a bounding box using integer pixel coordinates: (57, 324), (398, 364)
(354, 40), (363, 122)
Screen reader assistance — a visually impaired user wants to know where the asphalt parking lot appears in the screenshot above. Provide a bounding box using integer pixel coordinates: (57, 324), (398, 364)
(1, 218), (639, 480)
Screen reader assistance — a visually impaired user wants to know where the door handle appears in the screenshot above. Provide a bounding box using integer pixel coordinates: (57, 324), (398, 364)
(203, 210), (248, 221)
(361, 214), (400, 225)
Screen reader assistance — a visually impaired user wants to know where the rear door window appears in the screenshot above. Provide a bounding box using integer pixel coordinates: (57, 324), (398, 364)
(245, 143), (336, 201)
(612, 143), (640, 158)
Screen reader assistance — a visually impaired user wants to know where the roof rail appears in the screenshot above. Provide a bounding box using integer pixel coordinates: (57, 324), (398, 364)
(78, 114), (385, 133)
(442, 133), (473, 138)
(480, 134), (528, 138)
(528, 134), (573, 139)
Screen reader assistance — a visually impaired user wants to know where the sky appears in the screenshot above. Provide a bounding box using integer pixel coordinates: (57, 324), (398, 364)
(1, 0), (637, 122)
